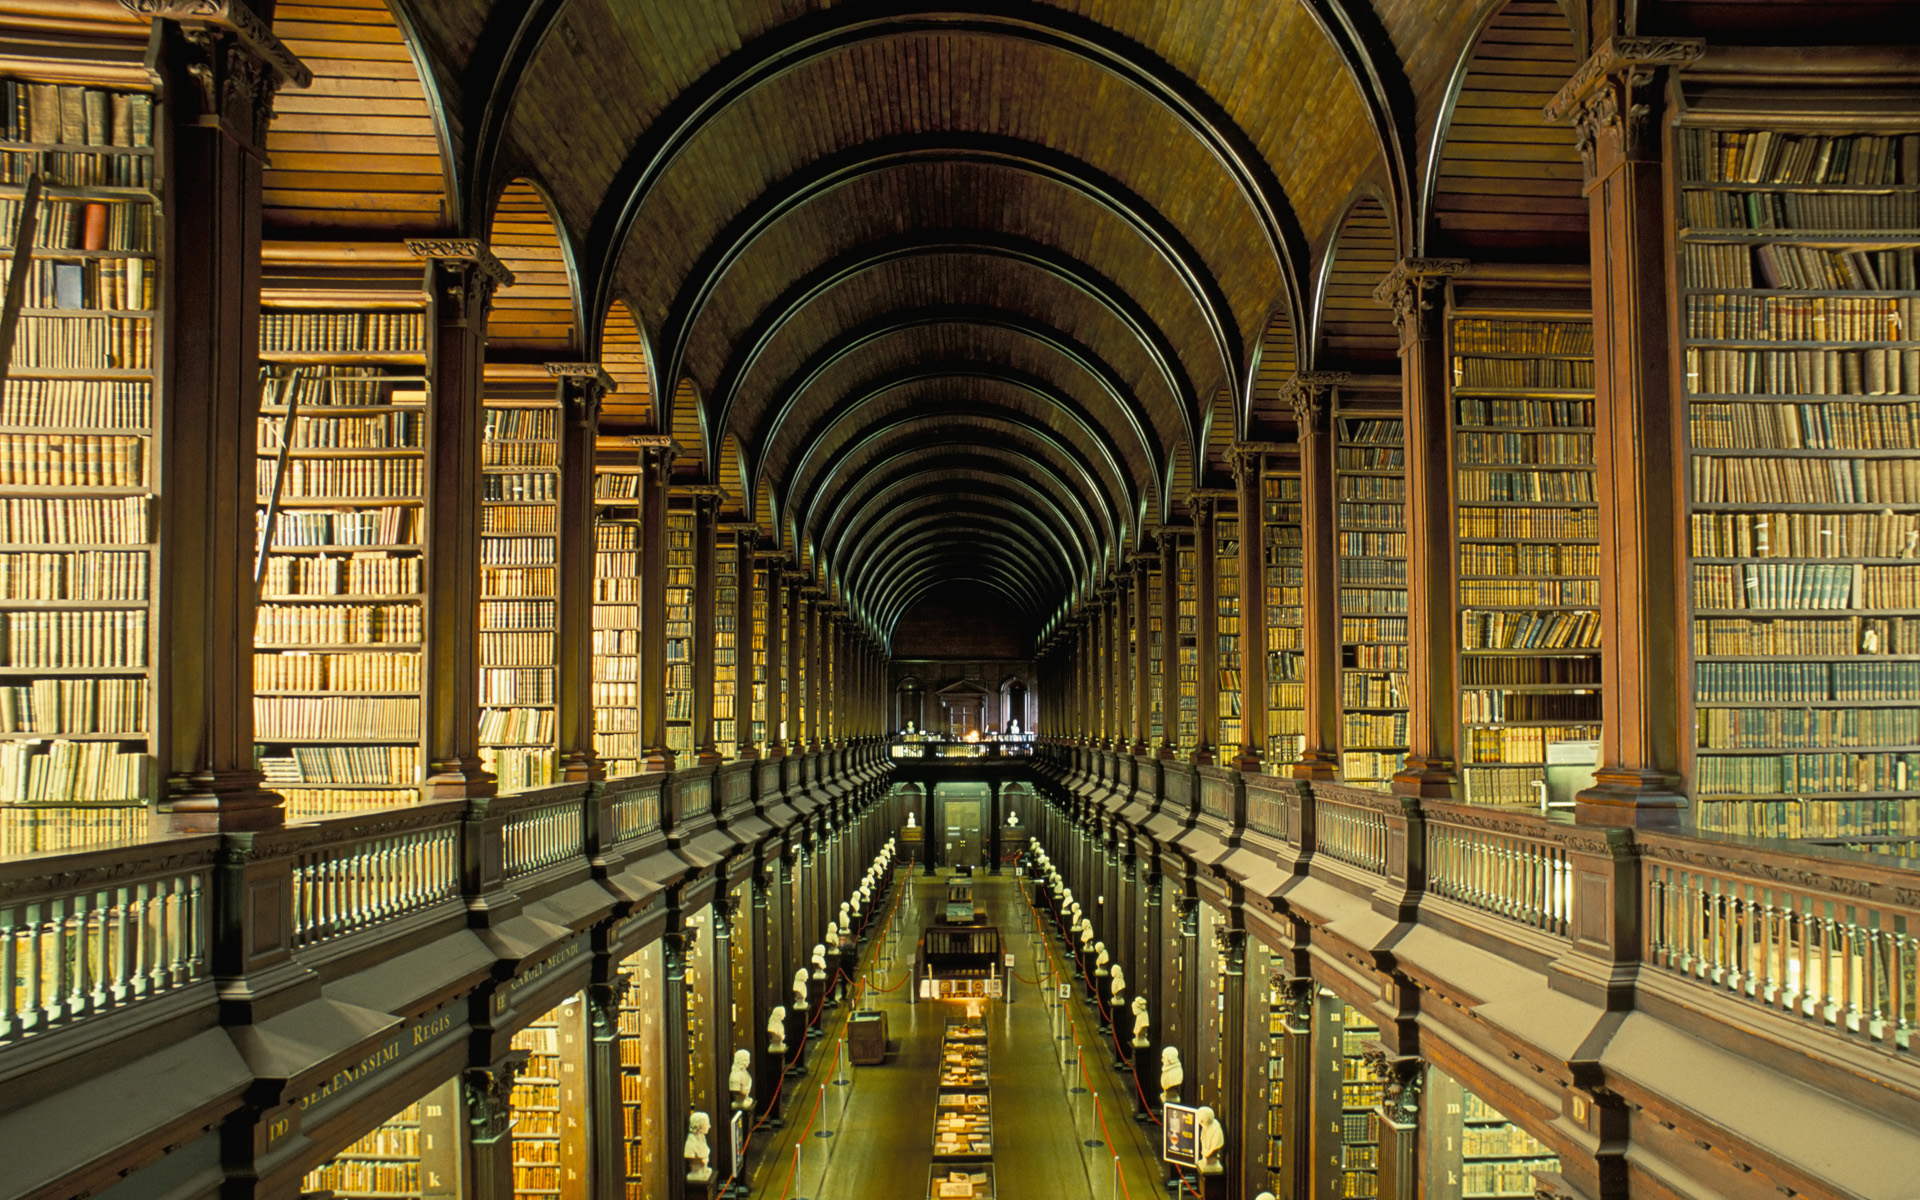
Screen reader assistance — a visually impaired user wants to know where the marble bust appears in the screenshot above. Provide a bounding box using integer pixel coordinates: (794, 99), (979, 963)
(684, 1112), (712, 1182)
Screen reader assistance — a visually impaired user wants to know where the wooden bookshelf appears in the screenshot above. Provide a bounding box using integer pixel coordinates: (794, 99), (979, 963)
(1148, 561), (1165, 746)
(511, 994), (591, 1200)
(1264, 462), (1306, 767)
(1677, 120), (1920, 839)
(683, 906), (715, 1117)
(1174, 534), (1199, 754)
(300, 1080), (463, 1200)
(0, 79), (158, 851)
(713, 532), (737, 755)
(1449, 308), (1601, 807)
(252, 272), (432, 820)
(1339, 1004), (1381, 1199)
(618, 944), (666, 1200)
(479, 371), (560, 792)
(1335, 390), (1410, 790)
(1260, 966), (1289, 1198)
(750, 560), (768, 749)
(1215, 511), (1243, 750)
(592, 454), (643, 777)
(664, 506), (695, 758)
(1425, 1068), (1559, 1200)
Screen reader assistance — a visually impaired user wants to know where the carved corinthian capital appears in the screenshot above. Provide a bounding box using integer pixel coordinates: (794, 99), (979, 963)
(547, 362), (615, 423)
(1544, 37), (1705, 180)
(1279, 371), (1349, 435)
(1373, 260), (1469, 351)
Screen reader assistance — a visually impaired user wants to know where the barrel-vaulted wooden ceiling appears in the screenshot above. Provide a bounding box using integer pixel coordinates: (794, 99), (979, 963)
(158, 0), (1893, 645)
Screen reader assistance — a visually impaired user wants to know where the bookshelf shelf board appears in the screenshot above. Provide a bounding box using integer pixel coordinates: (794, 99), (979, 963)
(1450, 387), (1595, 399)
(258, 351), (426, 366)
(0, 665), (146, 676)
(1458, 536), (1600, 546)
(1695, 790), (1920, 801)
(1684, 287), (1920, 300)
(1698, 697), (1920, 709)
(254, 642), (424, 653)
(260, 399), (431, 413)
(1679, 231), (1920, 246)
(1696, 744), (1920, 755)
(1694, 502), (1920, 513)
(257, 594), (424, 605)
(257, 499), (425, 511)
(0, 250), (157, 263)
(1692, 555), (1920, 565)
(14, 307), (155, 320)
(1680, 180), (1920, 194)
(254, 690), (420, 699)
(1463, 720), (1600, 729)
(259, 543), (418, 554)
(1686, 338), (1920, 350)
(1456, 649), (1601, 658)
(1691, 447), (1920, 460)
(0, 800), (146, 811)
(1451, 350), (1596, 361)
(0, 730), (144, 741)
(1695, 607), (1920, 617)
(1696, 653), (1920, 662)
(269, 447), (424, 460)
(0, 598), (149, 610)
(0, 137), (155, 154)
(257, 738), (422, 749)
(0, 183), (156, 201)
(1335, 468), (1407, 478)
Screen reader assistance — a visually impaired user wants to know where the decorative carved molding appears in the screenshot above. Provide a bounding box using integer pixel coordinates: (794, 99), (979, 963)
(1362, 1043), (1425, 1127)
(405, 239), (515, 288)
(1279, 371), (1349, 432)
(587, 970), (632, 1040)
(546, 362), (614, 422)
(1544, 37), (1705, 177)
(169, 24), (297, 159)
(125, 1), (311, 85)
(0, 849), (222, 904)
(1374, 259), (1469, 349)
(463, 1052), (530, 1144)
(1638, 841), (1887, 902)
(407, 241), (514, 326)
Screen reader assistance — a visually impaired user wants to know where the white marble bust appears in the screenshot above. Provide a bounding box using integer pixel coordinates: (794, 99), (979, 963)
(767, 1005), (788, 1054)
(685, 1111), (712, 1182)
(1159, 1046), (1183, 1102)
(792, 968), (809, 1007)
(1109, 963), (1127, 1002)
(1195, 1105), (1224, 1174)
(1094, 941), (1110, 975)
(729, 1049), (754, 1109)
(810, 943), (827, 978)
(1131, 996), (1151, 1047)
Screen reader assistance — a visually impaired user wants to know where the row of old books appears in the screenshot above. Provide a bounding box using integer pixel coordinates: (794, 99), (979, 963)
(0, 803), (146, 853)
(1689, 508), (1920, 558)
(1459, 655), (1600, 685)
(1700, 704), (1920, 748)
(479, 631), (555, 666)
(1451, 356), (1593, 391)
(1460, 579), (1597, 607)
(0, 379), (147, 428)
(264, 366), (422, 409)
(2, 609), (145, 666)
(1460, 610), (1601, 650)
(1338, 559), (1404, 586)
(259, 552), (419, 598)
(1456, 470), (1595, 504)
(1340, 616), (1406, 643)
(1691, 400), (1920, 451)
(264, 506), (415, 547)
(482, 536), (556, 565)
(1337, 502), (1402, 530)
(1688, 346), (1920, 396)
(486, 505), (555, 535)
(0, 738), (146, 802)
(1460, 542), (1598, 575)
(0, 432), (143, 486)
(254, 696), (420, 740)
(478, 707), (553, 744)
(1690, 453), (1920, 504)
(1695, 659), (1920, 701)
(259, 410), (422, 450)
(480, 668), (556, 704)
(8, 315), (149, 370)
(257, 457), (424, 499)
(1455, 396), (1593, 427)
(0, 548), (146, 600)
(1696, 752), (1920, 796)
(482, 566), (556, 597)
(1337, 474), (1401, 502)
(1690, 561), (1885, 610)
(1, 81), (152, 149)
(0, 256), (152, 310)
(482, 471), (558, 502)
(254, 650), (419, 692)
(260, 311), (426, 355)
(482, 599), (554, 630)
(1461, 690), (1600, 723)
(258, 745), (417, 786)
(0, 197), (151, 252)
(0, 677), (144, 734)
(1693, 615), (1916, 656)
(255, 602), (421, 645)
(1681, 127), (1920, 187)
(483, 440), (559, 468)
(1684, 293), (1916, 341)
(1681, 187), (1920, 233)
(1684, 243), (1920, 292)
(1456, 431), (1594, 465)
(1466, 726), (1596, 765)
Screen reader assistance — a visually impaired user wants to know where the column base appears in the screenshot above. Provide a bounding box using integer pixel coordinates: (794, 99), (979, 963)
(559, 751), (606, 784)
(425, 757), (497, 802)
(1576, 767), (1687, 828)
(1289, 750), (1339, 782)
(164, 769), (283, 832)
(644, 747), (678, 774)
(1391, 756), (1455, 800)
(695, 747), (724, 767)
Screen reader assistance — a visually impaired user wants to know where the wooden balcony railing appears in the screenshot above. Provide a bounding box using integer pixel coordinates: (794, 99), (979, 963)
(0, 836), (215, 1043)
(283, 803), (464, 948)
(1314, 789), (1390, 875)
(499, 786), (588, 879)
(1425, 804), (1574, 938)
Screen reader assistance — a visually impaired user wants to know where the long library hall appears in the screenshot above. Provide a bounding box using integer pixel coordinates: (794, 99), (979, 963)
(2, 2), (1920, 1199)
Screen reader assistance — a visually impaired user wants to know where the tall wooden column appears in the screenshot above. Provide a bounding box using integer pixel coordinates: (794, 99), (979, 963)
(1133, 553), (1152, 754)
(1232, 450), (1268, 772)
(804, 591), (824, 752)
(551, 365), (611, 783)
(660, 921), (693, 1200)
(1114, 575), (1132, 752)
(1289, 377), (1346, 781)
(787, 578), (808, 753)
(1097, 588), (1114, 747)
(1377, 260), (1466, 799)
(638, 438), (677, 773)
(1193, 496), (1218, 766)
(1547, 37), (1703, 827)
(730, 527), (759, 760)
(155, 15), (308, 831)
(1157, 530), (1180, 759)
(414, 241), (514, 801)
(691, 489), (723, 766)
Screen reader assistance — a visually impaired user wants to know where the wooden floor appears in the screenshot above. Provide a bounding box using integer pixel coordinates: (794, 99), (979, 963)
(743, 871), (1168, 1200)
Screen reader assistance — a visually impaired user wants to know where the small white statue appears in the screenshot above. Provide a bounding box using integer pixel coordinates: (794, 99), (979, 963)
(768, 1005), (788, 1054)
(906, 812), (918, 828)
(825, 921), (838, 944)
(810, 944), (827, 978)
(1078, 920), (1094, 950)
(685, 1111), (712, 1182)
(1159, 1046), (1183, 1103)
(1255, 1194), (1277, 1200)
(1131, 997), (1151, 1047)
(1195, 1105), (1224, 1174)
(792, 968), (809, 1007)
(1110, 963), (1127, 1003)
(1094, 942), (1110, 975)
(838, 901), (852, 930)
(1007, 812), (1020, 827)
(729, 1049), (754, 1110)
